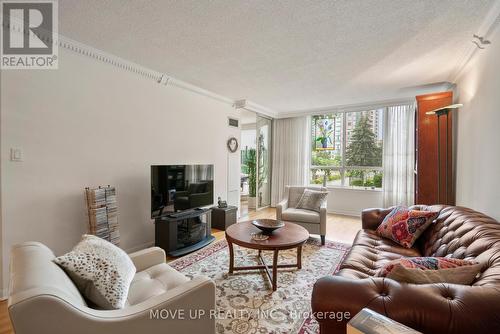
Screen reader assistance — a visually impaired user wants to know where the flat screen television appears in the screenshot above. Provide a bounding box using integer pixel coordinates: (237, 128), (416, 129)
(151, 164), (214, 218)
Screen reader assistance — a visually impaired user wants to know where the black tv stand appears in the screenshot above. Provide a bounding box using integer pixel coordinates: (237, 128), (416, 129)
(167, 207), (205, 218)
(154, 207), (214, 257)
(168, 210), (193, 218)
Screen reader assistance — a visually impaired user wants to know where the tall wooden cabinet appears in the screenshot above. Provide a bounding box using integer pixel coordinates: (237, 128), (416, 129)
(415, 91), (454, 205)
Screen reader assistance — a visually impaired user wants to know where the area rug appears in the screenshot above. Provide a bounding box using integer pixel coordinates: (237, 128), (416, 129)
(169, 237), (350, 334)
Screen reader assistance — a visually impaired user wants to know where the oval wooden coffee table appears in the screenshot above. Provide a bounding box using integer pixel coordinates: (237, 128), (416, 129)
(225, 220), (309, 291)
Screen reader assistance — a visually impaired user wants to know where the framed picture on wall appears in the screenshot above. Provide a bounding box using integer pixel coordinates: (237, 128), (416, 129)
(313, 117), (336, 150)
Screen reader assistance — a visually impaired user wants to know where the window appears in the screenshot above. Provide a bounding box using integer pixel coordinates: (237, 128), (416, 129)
(310, 109), (384, 189)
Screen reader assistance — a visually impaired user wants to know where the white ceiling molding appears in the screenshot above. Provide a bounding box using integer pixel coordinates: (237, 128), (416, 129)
(58, 35), (262, 109)
(278, 82), (456, 118)
(232, 99), (277, 119)
(245, 101), (277, 118)
(2, 18), (277, 116)
(59, 35), (278, 116)
(167, 77), (233, 105)
(450, 1), (500, 83)
(60, 34), (279, 116)
(59, 35), (163, 82)
(233, 99), (247, 109)
(3, 17), (165, 82)
(277, 97), (415, 119)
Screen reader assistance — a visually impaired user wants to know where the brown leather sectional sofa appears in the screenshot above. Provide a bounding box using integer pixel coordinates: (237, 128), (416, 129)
(312, 205), (500, 333)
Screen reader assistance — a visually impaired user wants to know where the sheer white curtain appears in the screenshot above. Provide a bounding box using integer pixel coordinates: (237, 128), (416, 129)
(383, 103), (416, 207)
(271, 116), (310, 206)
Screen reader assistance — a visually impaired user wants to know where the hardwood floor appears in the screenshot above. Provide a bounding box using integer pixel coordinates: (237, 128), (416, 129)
(239, 207), (361, 244)
(0, 298), (12, 334)
(0, 208), (360, 333)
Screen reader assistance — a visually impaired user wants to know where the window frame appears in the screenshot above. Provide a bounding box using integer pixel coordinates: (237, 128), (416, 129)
(310, 108), (385, 189)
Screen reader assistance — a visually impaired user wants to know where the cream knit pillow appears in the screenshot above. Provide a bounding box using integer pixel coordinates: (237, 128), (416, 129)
(54, 235), (136, 309)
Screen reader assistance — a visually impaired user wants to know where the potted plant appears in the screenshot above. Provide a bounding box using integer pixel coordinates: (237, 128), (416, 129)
(246, 148), (257, 208)
(245, 134), (267, 209)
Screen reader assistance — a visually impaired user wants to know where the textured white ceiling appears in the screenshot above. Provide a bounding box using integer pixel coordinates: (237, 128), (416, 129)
(59, 0), (495, 113)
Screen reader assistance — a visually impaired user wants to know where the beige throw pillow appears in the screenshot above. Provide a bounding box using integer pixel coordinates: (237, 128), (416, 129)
(296, 189), (328, 213)
(54, 234), (136, 309)
(375, 257), (482, 285)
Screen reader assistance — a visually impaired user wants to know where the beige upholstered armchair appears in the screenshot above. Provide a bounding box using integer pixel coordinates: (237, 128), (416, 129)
(276, 186), (328, 245)
(8, 242), (215, 334)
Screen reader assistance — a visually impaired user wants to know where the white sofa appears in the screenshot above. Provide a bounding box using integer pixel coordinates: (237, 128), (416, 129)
(276, 186), (327, 245)
(8, 242), (215, 334)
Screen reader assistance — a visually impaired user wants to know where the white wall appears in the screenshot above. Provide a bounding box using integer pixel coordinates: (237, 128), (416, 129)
(0, 47), (240, 292)
(326, 188), (383, 216)
(455, 24), (500, 220)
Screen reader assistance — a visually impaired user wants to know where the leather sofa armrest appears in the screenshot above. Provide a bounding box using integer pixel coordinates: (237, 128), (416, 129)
(128, 247), (166, 272)
(361, 207), (393, 230)
(312, 275), (500, 334)
(276, 199), (288, 220)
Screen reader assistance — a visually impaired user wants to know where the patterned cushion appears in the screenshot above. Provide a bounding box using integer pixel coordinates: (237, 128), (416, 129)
(54, 235), (136, 309)
(295, 189), (328, 213)
(375, 257), (482, 284)
(375, 206), (438, 248)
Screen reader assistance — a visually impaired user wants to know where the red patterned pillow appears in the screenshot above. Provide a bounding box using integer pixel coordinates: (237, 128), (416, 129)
(375, 257), (482, 284)
(375, 207), (439, 248)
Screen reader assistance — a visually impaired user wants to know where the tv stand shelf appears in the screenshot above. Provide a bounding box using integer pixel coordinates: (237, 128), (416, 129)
(154, 207), (214, 257)
(164, 207), (205, 219)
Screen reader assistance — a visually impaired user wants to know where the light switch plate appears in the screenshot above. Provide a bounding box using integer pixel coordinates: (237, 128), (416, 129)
(10, 148), (23, 162)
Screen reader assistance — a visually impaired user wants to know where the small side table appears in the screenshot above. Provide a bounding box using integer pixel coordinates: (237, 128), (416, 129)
(211, 206), (237, 230)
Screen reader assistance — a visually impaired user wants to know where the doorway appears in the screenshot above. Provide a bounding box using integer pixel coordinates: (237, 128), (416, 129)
(240, 110), (272, 219)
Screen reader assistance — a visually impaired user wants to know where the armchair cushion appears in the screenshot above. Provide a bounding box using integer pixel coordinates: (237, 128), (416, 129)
(296, 189), (328, 213)
(54, 235), (136, 309)
(127, 263), (190, 305)
(282, 208), (320, 224)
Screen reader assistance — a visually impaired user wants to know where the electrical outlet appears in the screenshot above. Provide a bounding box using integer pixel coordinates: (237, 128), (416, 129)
(10, 148), (23, 162)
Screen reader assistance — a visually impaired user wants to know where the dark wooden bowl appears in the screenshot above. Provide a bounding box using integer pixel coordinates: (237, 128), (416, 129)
(251, 219), (285, 235)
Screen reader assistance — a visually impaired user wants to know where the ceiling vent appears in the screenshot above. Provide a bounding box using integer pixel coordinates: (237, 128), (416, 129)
(228, 118), (239, 128)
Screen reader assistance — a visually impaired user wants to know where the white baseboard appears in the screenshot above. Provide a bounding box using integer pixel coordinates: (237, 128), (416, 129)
(0, 289), (7, 301)
(327, 209), (361, 217)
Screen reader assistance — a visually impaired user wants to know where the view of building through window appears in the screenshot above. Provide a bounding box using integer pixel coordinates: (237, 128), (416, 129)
(311, 109), (384, 189)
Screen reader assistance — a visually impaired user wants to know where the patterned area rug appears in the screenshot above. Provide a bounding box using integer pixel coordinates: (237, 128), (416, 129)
(169, 237), (350, 334)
